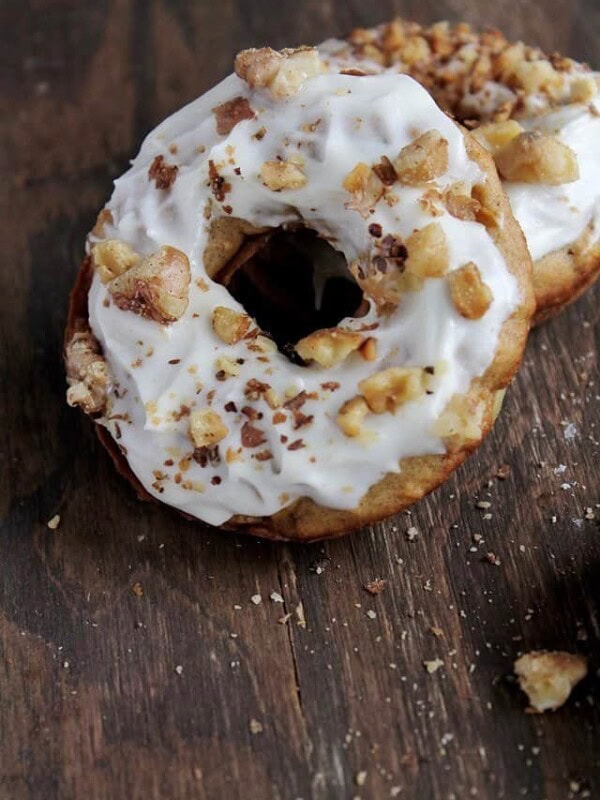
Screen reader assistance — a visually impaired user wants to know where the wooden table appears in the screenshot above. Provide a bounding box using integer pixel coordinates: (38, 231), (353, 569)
(1, 1), (599, 798)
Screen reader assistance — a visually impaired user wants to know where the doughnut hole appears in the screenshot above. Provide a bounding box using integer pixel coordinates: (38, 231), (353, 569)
(213, 227), (366, 364)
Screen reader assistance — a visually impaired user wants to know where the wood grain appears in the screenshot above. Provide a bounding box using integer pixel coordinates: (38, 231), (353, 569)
(1, 1), (599, 798)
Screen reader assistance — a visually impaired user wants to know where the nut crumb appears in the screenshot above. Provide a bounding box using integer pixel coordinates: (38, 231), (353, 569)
(514, 650), (587, 712)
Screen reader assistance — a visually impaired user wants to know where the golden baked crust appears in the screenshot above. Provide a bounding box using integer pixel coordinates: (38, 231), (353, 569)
(340, 19), (600, 324)
(531, 224), (600, 324)
(65, 134), (534, 541)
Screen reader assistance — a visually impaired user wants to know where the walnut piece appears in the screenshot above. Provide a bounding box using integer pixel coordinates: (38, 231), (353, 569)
(514, 651), (587, 713)
(569, 76), (598, 103)
(65, 330), (110, 415)
(189, 409), (229, 449)
(495, 132), (579, 185)
(449, 262), (493, 319)
(343, 163), (385, 217)
(212, 306), (253, 344)
(213, 96), (255, 135)
(394, 130), (449, 185)
(471, 120), (524, 155)
(148, 155), (178, 190)
(108, 246), (191, 323)
(405, 222), (449, 280)
(261, 160), (307, 191)
(91, 240), (141, 284)
(359, 367), (426, 414)
(235, 47), (322, 98)
(337, 396), (370, 437)
(443, 182), (481, 222)
(512, 60), (564, 97)
(91, 209), (113, 238)
(295, 328), (364, 368)
(215, 356), (240, 379)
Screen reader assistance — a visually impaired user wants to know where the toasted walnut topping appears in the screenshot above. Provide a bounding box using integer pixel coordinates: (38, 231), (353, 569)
(203, 217), (269, 279)
(264, 388), (281, 409)
(343, 163), (385, 217)
(512, 59), (564, 97)
(360, 337), (377, 361)
(337, 396), (370, 437)
(400, 35), (431, 65)
(394, 130), (448, 185)
(215, 356), (240, 379)
(189, 409), (228, 449)
(234, 46), (322, 98)
(65, 330), (111, 415)
(443, 182), (481, 221)
(91, 209), (113, 238)
(405, 222), (449, 280)
(91, 240), (141, 284)
(107, 246), (191, 323)
(213, 96), (256, 135)
(261, 160), (307, 191)
(471, 120), (524, 154)
(148, 155), (178, 190)
(295, 328), (364, 368)
(495, 132), (579, 185)
(448, 262), (493, 319)
(359, 367), (426, 414)
(212, 306), (252, 344)
(514, 651), (587, 713)
(433, 392), (485, 452)
(570, 76), (598, 103)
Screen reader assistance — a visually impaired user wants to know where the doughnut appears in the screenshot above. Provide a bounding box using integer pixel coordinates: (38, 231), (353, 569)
(64, 45), (533, 541)
(321, 20), (600, 323)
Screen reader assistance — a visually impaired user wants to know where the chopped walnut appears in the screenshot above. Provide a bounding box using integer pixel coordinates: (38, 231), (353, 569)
(400, 35), (431, 65)
(234, 46), (322, 98)
(570, 76), (598, 103)
(65, 330), (110, 415)
(360, 337), (377, 361)
(203, 217), (269, 279)
(495, 132), (579, 185)
(405, 222), (449, 280)
(443, 182), (481, 221)
(514, 651), (587, 713)
(108, 245), (191, 323)
(91, 208), (113, 238)
(512, 59), (564, 97)
(213, 96), (256, 135)
(212, 306), (253, 344)
(337, 396), (370, 437)
(91, 239), (140, 284)
(261, 160), (307, 191)
(471, 120), (524, 155)
(189, 409), (228, 449)
(295, 328), (364, 368)
(448, 262), (493, 320)
(394, 130), (449, 185)
(359, 367), (426, 414)
(215, 356), (240, 379)
(343, 163), (385, 217)
(148, 155), (178, 190)
(433, 392), (485, 452)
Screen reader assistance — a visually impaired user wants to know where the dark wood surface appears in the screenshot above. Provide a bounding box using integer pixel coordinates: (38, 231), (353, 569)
(1, 1), (599, 798)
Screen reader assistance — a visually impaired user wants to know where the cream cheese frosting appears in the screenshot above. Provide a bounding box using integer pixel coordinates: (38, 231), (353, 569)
(320, 35), (600, 264)
(86, 60), (520, 526)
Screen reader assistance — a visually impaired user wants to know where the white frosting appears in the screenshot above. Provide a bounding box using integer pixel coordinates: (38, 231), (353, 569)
(505, 93), (600, 261)
(88, 66), (519, 526)
(321, 38), (600, 263)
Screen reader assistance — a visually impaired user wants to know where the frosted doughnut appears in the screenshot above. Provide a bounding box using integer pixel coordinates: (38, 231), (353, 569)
(322, 20), (600, 323)
(64, 45), (533, 540)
